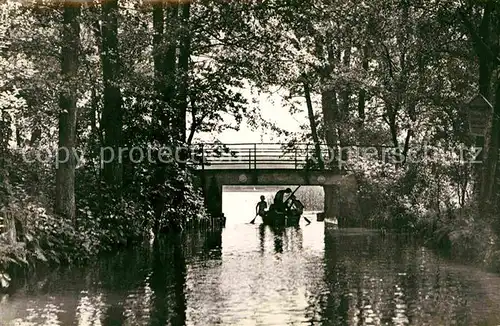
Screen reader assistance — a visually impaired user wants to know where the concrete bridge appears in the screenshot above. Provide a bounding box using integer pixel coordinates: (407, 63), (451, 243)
(189, 143), (355, 220)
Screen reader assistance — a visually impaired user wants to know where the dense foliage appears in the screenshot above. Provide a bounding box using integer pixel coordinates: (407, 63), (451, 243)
(202, 0), (500, 266)
(2, 0), (500, 287)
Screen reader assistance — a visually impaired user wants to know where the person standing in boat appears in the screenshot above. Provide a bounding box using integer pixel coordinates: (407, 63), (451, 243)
(273, 188), (292, 212)
(256, 195), (268, 217)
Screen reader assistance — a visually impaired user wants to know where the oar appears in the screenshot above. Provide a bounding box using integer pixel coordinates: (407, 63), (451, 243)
(287, 200), (311, 224)
(284, 185), (302, 211)
(285, 185), (302, 208)
(250, 213), (258, 224)
(288, 185), (301, 198)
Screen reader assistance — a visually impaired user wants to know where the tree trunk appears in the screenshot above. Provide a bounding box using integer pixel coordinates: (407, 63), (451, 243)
(303, 75), (323, 169)
(482, 77), (500, 209)
(152, 0), (164, 139)
(152, 1), (178, 143)
(320, 43), (344, 170)
(151, 2), (180, 233)
(90, 8), (104, 151)
(357, 44), (369, 124)
(473, 2), (497, 211)
(476, 50), (493, 203)
(164, 2), (179, 139)
(55, 2), (80, 224)
(101, 0), (123, 190)
(15, 125), (22, 147)
(340, 46), (351, 121)
(175, 2), (190, 144)
(321, 87), (338, 150)
(459, 2), (496, 205)
(401, 48), (424, 164)
(320, 49), (343, 224)
(339, 46), (351, 163)
(387, 106), (399, 149)
(187, 108), (197, 145)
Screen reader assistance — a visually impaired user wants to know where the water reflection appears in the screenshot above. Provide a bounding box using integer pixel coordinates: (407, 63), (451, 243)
(202, 229), (222, 259)
(4, 218), (500, 324)
(272, 226), (284, 253)
(149, 235), (186, 326)
(259, 224), (266, 254)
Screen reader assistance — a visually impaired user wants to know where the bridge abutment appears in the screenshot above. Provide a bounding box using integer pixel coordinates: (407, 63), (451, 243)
(323, 185), (340, 223)
(204, 176), (223, 218)
(193, 142), (358, 224)
(197, 169), (354, 221)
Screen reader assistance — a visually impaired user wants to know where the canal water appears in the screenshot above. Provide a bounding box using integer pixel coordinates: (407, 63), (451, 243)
(2, 190), (500, 325)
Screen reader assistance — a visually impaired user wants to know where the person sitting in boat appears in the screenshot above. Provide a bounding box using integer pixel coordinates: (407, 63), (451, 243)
(285, 195), (304, 215)
(256, 195), (268, 217)
(273, 187), (292, 212)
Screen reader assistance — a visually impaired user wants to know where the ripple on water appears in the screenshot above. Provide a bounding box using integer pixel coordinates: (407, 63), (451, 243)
(3, 216), (500, 325)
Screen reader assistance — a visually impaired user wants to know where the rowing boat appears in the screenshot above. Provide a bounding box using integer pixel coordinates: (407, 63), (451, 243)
(262, 210), (301, 226)
(261, 200), (304, 227)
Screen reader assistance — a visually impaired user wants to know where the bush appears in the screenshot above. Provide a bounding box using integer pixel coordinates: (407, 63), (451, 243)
(1, 148), (208, 290)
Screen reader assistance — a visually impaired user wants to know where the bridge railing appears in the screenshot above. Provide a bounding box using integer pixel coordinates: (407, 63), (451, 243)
(186, 142), (476, 171)
(188, 143), (333, 170)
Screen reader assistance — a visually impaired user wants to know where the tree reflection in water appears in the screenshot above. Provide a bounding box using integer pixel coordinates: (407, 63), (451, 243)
(149, 234), (186, 326)
(2, 223), (500, 325)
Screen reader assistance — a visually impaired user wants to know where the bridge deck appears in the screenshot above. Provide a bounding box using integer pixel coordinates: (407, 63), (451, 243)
(196, 168), (351, 186)
(193, 143), (356, 216)
(189, 142), (338, 170)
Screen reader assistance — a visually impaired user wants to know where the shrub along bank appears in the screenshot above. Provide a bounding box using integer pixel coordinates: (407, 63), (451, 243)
(351, 157), (500, 272)
(0, 151), (209, 291)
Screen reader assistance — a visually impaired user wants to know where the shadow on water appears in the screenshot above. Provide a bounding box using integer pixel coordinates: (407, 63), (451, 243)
(312, 225), (485, 325)
(272, 225), (284, 253)
(258, 224), (303, 255)
(202, 229), (223, 259)
(5, 222), (500, 325)
(259, 223), (266, 254)
(148, 234), (187, 326)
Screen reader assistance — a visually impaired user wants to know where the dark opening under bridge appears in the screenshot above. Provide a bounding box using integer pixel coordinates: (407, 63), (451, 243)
(190, 143), (355, 219)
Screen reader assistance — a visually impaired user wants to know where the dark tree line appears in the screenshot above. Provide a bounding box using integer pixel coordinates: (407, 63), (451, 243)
(2, 0), (500, 280)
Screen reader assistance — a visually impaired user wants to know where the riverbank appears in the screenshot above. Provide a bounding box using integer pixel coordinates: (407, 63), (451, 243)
(0, 199), (213, 292)
(376, 205), (500, 275)
(347, 161), (500, 274)
(0, 150), (213, 292)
